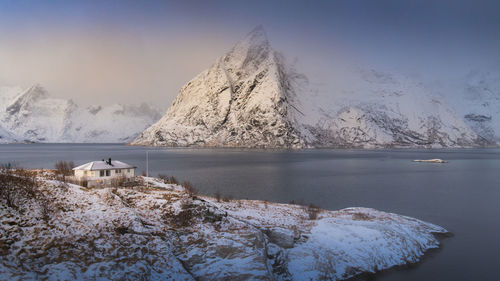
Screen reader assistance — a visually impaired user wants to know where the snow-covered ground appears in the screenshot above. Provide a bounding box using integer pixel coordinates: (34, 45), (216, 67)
(0, 171), (448, 280)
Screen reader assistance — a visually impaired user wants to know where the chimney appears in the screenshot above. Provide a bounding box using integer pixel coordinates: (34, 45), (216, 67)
(108, 158), (113, 166)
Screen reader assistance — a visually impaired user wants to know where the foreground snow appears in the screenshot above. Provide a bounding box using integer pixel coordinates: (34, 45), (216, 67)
(0, 172), (448, 280)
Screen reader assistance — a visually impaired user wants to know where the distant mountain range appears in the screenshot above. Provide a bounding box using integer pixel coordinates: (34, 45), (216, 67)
(132, 26), (500, 148)
(0, 85), (161, 143)
(2, 27), (499, 148)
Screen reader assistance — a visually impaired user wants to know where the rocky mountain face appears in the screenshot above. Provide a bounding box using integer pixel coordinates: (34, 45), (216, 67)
(0, 85), (161, 143)
(445, 69), (500, 145)
(133, 27), (497, 148)
(0, 125), (15, 143)
(132, 26), (305, 148)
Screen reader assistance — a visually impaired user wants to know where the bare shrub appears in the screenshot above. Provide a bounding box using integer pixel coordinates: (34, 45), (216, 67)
(222, 195), (232, 202)
(306, 203), (320, 220)
(54, 161), (75, 182)
(157, 173), (180, 185)
(182, 181), (196, 197)
(168, 176), (178, 185)
(214, 191), (221, 202)
(141, 171), (147, 176)
(0, 171), (39, 210)
(158, 173), (168, 181)
(289, 199), (296, 205)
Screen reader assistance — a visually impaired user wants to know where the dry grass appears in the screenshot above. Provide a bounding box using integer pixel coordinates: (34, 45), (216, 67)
(54, 160), (75, 182)
(182, 181), (197, 197)
(351, 212), (375, 221)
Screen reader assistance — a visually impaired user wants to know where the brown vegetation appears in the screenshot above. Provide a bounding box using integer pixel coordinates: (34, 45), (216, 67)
(182, 181), (197, 197)
(171, 199), (196, 227)
(54, 160), (75, 182)
(157, 173), (179, 185)
(0, 168), (38, 209)
(351, 212), (375, 221)
(306, 203), (320, 220)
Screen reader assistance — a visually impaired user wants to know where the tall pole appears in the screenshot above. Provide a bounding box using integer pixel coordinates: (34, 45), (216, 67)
(146, 150), (149, 188)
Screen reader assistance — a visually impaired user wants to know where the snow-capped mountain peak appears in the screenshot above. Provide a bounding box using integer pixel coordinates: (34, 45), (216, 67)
(133, 27), (495, 148)
(5, 84), (49, 116)
(0, 85), (162, 143)
(132, 26), (304, 148)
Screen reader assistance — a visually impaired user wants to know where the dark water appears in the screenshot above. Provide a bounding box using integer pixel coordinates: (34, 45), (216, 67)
(1, 143), (499, 281)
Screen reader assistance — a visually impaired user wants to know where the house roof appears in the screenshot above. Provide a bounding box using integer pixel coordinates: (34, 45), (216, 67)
(73, 160), (136, 171)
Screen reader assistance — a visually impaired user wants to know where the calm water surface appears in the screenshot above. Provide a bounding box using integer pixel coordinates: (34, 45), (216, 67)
(1, 144), (499, 281)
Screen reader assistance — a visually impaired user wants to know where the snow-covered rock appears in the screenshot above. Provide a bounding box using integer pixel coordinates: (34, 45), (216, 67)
(0, 171), (449, 280)
(132, 26), (491, 148)
(132, 26), (304, 148)
(0, 85), (161, 143)
(0, 124), (16, 144)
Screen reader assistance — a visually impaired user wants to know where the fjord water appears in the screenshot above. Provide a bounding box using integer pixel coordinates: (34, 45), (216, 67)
(1, 144), (499, 281)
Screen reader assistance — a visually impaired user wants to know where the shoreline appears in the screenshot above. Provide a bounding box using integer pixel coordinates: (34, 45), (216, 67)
(1, 169), (450, 280)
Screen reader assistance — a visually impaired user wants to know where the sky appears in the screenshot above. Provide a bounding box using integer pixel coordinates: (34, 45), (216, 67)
(1, 0), (499, 108)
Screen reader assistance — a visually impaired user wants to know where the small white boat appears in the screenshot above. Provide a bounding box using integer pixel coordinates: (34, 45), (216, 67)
(413, 159), (447, 163)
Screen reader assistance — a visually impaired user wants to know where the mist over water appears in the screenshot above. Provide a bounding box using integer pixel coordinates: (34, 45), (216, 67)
(1, 144), (499, 280)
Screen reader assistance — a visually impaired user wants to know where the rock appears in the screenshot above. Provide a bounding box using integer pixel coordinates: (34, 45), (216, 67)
(132, 27), (493, 148)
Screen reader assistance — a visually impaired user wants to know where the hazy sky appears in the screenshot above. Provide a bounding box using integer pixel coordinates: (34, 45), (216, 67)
(1, 0), (499, 108)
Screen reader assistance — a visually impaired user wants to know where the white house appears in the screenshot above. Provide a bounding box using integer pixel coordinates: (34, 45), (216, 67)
(72, 158), (136, 187)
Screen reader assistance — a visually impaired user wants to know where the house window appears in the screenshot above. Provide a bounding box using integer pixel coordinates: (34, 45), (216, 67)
(127, 169), (130, 173)
(84, 171), (87, 176)
(100, 170), (104, 177)
(106, 170), (110, 176)
(116, 169), (121, 174)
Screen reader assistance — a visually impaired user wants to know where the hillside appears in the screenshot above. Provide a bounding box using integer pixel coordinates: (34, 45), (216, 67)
(0, 170), (448, 280)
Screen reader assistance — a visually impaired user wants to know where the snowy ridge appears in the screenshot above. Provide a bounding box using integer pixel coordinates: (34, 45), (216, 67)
(132, 26), (305, 148)
(438, 69), (500, 145)
(0, 124), (15, 144)
(0, 172), (448, 280)
(133, 27), (497, 148)
(299, 69), (481, 148)
(0, 85), (162, 143)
